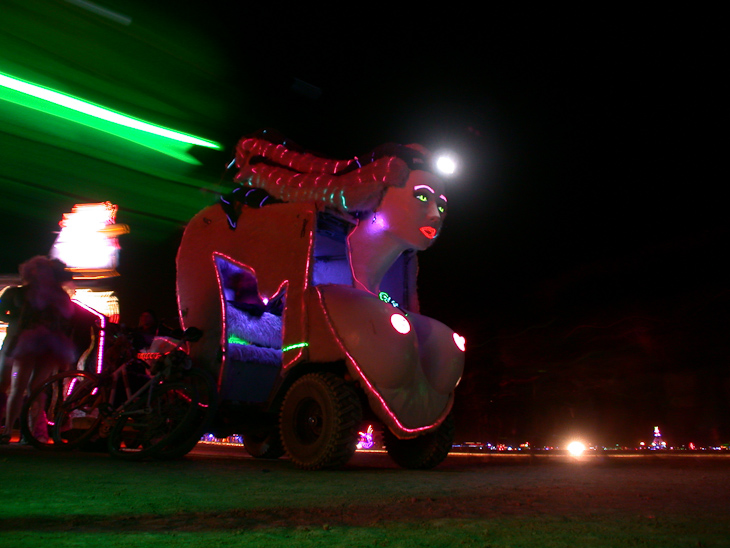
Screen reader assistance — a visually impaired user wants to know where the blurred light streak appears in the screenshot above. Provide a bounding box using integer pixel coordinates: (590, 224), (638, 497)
(0, 71), (221, 163)
(64, 0), (133, 25)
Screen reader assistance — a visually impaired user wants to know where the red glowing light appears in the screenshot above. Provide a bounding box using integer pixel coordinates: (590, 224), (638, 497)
(419, 226), (437, 239)
(453, 333), (466, 352)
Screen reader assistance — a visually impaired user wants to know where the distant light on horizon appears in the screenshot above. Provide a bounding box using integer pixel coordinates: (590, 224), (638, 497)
(567, 441), (586, 457)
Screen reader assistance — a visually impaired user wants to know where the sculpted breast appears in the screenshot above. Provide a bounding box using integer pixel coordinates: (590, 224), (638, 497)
(318, 284), (419, 390)
(318, 284), (465, 419)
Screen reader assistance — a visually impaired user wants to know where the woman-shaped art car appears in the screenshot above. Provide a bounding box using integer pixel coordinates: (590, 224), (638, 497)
(177, 131), (466, 469)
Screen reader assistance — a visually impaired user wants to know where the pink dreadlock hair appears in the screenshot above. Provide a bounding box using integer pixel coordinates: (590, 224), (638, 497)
(232, 130), (432, 214)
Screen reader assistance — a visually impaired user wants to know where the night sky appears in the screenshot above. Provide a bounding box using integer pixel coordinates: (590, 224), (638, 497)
(1, 2), (726, 446)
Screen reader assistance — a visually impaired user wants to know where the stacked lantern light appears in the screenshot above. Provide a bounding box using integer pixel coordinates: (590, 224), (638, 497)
(51, 202), (129, 372)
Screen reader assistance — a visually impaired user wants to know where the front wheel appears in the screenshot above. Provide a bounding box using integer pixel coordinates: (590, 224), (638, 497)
(279, 372), (362, 470)
(107, 381), (199, 461)
(20, 370), (106, 451)
(383, 413), (455, 470)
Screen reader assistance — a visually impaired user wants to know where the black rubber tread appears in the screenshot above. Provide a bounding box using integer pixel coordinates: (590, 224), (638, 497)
(155, 367), (219, 460)
(383, 413), (455, 470)
(20, 370), (105, 451)
(279, 372), (362, 470)
(107, 380), (199, 461)
(243, 428), (285, 459)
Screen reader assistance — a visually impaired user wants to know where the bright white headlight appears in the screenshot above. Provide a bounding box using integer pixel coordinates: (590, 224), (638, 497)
(435, 154), (457, 175)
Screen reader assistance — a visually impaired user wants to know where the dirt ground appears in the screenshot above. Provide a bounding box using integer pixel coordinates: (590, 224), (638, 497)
(185, 446), (730, 527)
(1, 443), (729, 547)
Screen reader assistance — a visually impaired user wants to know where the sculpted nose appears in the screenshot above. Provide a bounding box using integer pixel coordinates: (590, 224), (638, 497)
(426, 201), (442, 223)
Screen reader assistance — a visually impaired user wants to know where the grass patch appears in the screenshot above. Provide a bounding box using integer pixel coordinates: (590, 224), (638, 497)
(0, 517), (726, 548)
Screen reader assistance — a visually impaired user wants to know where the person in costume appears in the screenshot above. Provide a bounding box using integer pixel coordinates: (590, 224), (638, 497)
(0, 256), (76, 443)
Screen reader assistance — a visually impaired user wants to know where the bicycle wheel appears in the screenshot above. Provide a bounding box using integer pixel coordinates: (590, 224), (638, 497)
(20, 370), (106, 451)
(155, 367), (218, 460)
(107, 380), (199, 461)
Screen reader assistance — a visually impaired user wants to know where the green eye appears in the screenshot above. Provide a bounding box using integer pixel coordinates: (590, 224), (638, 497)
(438, 205), (445, 213)
(415, 194), (428, 202)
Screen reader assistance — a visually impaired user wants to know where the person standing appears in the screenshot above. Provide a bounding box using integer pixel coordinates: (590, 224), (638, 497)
(0, 256), (75, 444)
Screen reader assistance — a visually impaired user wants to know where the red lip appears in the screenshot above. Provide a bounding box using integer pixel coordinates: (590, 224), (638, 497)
(420, 226), (437, 239)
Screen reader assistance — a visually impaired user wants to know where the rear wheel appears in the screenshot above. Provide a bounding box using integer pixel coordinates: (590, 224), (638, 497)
(20, 371), (106, 451)
(384, 413), (455, 470)
(107, 381), (199, 461)
(279, 372), (362, 470)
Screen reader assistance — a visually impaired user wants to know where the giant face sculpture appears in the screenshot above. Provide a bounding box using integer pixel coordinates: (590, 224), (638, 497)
(373, 170), (448, 252)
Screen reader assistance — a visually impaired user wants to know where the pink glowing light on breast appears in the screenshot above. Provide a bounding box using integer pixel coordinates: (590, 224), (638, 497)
(453, 332), (466, 352)
(390, 313), (411, 334)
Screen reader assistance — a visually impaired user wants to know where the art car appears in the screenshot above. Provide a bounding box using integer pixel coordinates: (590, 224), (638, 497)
(176, 130), (466, 469)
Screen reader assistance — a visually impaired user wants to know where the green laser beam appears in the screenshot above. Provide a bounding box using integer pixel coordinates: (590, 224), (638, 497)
(0, 71), (221, 150)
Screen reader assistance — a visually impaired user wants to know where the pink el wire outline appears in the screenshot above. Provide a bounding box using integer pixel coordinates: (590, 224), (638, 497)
(210, 251), (302, 386)
(413, 184), (448, 204)
(71, 298), (106, 374)
(314, 285), (451, 435)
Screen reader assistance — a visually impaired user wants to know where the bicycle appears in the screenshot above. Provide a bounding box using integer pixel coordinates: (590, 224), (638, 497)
(20, 327), (217, 460)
